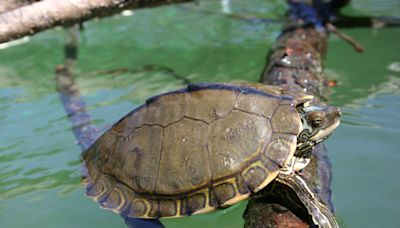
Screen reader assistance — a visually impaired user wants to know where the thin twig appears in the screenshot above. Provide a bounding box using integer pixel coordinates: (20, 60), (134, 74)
(326, 23), (365, 53)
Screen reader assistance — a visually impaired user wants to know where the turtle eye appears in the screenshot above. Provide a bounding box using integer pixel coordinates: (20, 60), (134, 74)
(307, 111), (326, 128)
(312, 118), (323, 128)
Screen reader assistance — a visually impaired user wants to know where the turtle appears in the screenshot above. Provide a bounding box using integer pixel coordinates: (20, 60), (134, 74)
(81, 82), (340, 227)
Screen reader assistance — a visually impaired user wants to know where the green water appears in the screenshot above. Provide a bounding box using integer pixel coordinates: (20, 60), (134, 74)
(0, 1), (399, 227)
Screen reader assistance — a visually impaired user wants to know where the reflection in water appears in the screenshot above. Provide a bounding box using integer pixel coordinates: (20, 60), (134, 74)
(387, 61), (400, 72)
(1, 169), (80, 199)
(340, 76), (400, 128)
(0, 91), (83, 201)
(0, 37), (30, 50)
(330, 80), (400, 228)
(221, 0), (232, 14)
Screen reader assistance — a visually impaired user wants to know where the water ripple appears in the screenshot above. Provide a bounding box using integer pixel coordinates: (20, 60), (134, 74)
(0, 169), (80, 200)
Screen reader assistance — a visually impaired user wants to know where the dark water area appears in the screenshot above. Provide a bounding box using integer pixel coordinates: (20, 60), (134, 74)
(0, 1), (399, 227)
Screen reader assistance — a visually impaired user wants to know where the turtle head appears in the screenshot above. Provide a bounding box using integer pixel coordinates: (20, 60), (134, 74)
(295, 103), (341, 157)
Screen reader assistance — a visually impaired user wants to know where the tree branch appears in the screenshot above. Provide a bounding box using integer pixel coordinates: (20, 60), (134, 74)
(0, 0), (191, 44)
(0, 0), (41, 14)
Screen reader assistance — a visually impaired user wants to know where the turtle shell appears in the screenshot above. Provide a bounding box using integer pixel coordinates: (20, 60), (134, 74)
(82, 82), (307, 218)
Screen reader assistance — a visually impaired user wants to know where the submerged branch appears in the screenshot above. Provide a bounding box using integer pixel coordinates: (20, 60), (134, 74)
(55, 28), (97, 151)
(334, 14), (400, 28)
(55, 28), (165, 227)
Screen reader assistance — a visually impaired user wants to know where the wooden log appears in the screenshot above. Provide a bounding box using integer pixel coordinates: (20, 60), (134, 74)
(0, 0), (191, 44)
(244, 26), (335, 227)
(0, 0), (40, 14)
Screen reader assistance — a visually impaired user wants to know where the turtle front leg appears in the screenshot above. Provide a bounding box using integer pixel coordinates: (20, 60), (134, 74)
(276, 169), (339, 228)
(288, 156), (311, 171)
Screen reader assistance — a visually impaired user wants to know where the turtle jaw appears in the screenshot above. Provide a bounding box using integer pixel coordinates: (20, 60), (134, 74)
(310, 119), (340, 143)
(294, 106), (341, 161)
(309, 106), (341, 143)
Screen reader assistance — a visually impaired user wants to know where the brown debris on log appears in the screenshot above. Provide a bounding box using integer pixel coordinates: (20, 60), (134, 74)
(244, 27), (335, 227)
(0, 0), (190, 44)
(260, 28), (329, 96)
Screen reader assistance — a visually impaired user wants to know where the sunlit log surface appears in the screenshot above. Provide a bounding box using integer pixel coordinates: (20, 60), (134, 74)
(0, 0), (190, 44)
(0, 0), (40, 13)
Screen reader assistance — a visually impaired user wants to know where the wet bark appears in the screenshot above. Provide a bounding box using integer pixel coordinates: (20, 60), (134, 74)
(243, 23), (335, 228)
(0, 0), (190, 44)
